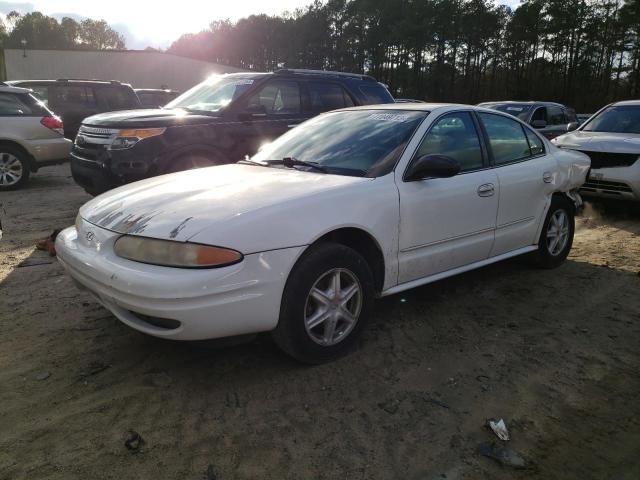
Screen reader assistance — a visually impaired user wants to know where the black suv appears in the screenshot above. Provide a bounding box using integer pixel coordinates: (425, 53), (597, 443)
(69, 69), (395, 195)
(6, 79), (141, 139)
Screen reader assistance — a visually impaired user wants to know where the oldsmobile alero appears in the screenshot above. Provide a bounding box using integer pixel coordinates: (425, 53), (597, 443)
(56, 104), (590, 363)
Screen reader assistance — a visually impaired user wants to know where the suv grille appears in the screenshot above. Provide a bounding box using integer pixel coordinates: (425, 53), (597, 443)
(78, 125), (119, 140)
(578, 150), (639, 169)
(581, 179), (633, 194)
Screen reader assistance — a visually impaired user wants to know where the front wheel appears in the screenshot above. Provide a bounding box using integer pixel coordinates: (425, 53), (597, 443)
(532, 196), (575, 269)
(272, 242), (375, 364)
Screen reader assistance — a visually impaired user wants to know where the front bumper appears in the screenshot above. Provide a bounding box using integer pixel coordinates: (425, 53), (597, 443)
(579, 161), (640, 201)
(55, 222), (303, 340)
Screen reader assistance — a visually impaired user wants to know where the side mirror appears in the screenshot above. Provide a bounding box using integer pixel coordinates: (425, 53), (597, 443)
(240, 104), (267, 118)
(531, 119), (547, 129)
(567, 122), (579, 131)
(405, 154), (460, 182)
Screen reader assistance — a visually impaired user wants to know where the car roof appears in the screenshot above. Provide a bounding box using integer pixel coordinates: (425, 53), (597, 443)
(478, 100), (566, 108)
(0, 84), (32, 94)
(612, 100), (640, 107)
(342, 102), (471, 112)
(135, 88), (179, 93)
(7, 79), (133, 87)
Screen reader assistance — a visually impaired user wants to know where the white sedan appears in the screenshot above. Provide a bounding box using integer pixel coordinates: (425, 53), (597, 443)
(56, 104), (590, 363)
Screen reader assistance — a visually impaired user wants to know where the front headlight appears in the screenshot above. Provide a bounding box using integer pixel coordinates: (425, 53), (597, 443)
(110, 128), (166, 150)
(113, 236), (243, 268)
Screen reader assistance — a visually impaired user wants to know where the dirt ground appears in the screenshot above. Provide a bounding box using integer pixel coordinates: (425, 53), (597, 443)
(1, 164), (639, 480)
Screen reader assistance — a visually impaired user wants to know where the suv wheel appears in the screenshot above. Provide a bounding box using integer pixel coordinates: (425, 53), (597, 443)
(0, 146), (30, 191)
(532, 195), (575, 268)
(272, 242), (374, 364)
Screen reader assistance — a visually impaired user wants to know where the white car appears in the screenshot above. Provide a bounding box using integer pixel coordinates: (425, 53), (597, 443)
(56, 104), (590, 363)
(553, 100), (640, 201)
(0, 84), (71, 190)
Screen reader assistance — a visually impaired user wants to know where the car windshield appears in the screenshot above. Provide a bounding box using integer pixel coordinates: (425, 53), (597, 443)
(165, 75), (256, 113)
(482, 103), (532, 121)
(582, 105), (640, 134)
(251, 109), (428, 177)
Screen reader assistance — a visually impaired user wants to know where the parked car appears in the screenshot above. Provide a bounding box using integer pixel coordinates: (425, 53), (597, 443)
(478, 101), (579, 140)
(0, 84), (71, 190)
(6, 79), (141, 139)
(395, 98), (426, 103)
(69, 69), (395, 195)
(552, 100), (640, 201)
(135, 88), (180, 108)
(56, 104), (589, 363)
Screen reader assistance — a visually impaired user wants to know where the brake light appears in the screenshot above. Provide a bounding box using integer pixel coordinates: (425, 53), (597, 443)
(41, 116), (64, 135)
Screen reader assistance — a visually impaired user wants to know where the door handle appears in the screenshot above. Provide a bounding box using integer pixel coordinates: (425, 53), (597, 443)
(543, 172), (553, 183)
(477, 183), (495, 197)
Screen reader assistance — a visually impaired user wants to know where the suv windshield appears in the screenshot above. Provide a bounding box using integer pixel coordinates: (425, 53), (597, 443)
(166, 75), (256, 113)
(481, 103), (532, 121)
(251, 109), (428, 177)
(582, 105), (640, 134)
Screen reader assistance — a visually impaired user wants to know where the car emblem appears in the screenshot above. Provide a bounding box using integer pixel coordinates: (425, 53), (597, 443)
(76, 135), (86, 145)
(85, 231), (95, 242)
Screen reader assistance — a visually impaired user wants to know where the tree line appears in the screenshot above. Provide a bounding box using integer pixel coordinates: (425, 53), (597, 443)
(168, 0), (640, 112)
(0, 11), (125, 51)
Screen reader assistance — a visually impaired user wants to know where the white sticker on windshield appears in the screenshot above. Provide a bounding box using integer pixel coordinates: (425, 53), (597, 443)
(506, 107), (523, 112)
(368, 113), (410, 122)
(234, 79), (254, 85)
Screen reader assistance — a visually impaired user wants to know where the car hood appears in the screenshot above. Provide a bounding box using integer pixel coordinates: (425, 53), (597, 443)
(80, 164), (372, 252)
(83, 108), (219, 128)
(555, 131), (640, 153)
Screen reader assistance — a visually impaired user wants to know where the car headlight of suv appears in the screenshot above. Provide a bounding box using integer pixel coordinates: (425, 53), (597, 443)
(114, 236), (243, 268)
(110, 128), (166, 150)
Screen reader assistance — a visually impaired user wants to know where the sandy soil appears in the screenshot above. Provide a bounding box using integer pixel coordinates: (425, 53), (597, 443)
(1, 165), (639, 480)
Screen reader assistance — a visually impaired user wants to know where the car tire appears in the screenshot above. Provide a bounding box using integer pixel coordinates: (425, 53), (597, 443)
(0, 146), (30, 191)
(166, 151), (224, 174)
(532, 195), (575, 269)
(272, 242), (375, 364)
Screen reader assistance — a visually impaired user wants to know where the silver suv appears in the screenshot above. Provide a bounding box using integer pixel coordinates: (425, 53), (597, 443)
(0, 84), (71, 190)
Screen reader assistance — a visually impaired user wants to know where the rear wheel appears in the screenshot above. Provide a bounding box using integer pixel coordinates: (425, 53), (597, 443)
(272, 242), (375, 364)
(0, 146), (30, 191)
(532, 195), (575, 268)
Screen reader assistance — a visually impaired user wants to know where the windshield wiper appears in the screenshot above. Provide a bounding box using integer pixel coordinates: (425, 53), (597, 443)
(264, 157), (328, 173)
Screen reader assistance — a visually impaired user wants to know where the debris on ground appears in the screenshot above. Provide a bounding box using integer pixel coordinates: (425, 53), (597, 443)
(35, 371), (51, 381)
(203, 464), (217, 480)
(487, 418), (510, 441)
(78, 360), (110, 379)
(124, 431), (145, 452)
(35, 229), (61, 257)
(477, 442), (526, 469)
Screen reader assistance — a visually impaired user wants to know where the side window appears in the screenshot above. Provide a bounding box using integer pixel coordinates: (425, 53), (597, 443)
(95, 87), (137, 111)
(51, 86), (96, 109)
(358, 84), (394, 105)
(565, 108), (578, 123)
(478, 112), (531, 165)
(531, 107), (547, 123)
(308, 82), (354, 112)
(524, 127), (545, 156)
(413, 111), (484, 172)
(547, 106), (565, 125)
(0, 93), (34, 115)
(30, 86), (49, 105)
(247, 81), (301, 115)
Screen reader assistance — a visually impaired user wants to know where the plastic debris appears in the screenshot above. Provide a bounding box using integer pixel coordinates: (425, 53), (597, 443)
(488, 418), (510, 441)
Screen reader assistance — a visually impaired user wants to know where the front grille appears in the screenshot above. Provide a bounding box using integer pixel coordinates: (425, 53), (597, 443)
(78, 125), (118, 140)
(578, 150), (639, 169)
(581, 179), (633, 194)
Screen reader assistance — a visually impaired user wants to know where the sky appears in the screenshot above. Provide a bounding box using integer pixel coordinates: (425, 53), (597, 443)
(0, 0), (522, 49)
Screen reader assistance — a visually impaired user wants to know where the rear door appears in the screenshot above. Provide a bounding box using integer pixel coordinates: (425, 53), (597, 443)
(477, 112), (557, 256)
(231, 79), (306, 159)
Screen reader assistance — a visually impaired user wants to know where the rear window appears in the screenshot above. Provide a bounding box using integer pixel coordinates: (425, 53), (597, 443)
(358, 84), (394, 105)
(51, 85), (97, 108)
(481, 103), (532, 121)
(0, 92), (51, 116)
(95, 87), (140, 111)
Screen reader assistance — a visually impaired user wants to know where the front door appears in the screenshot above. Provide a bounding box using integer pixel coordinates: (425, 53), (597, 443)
(477, 112), (559, 255)
(231, 80), (307, 160)
(396, 111), (499, 283)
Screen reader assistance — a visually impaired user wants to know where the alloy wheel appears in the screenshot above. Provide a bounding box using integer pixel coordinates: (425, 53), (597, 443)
(0, 153), (23, 187)
(304, 268), (363, 346)
(546, 209), (569, 256)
